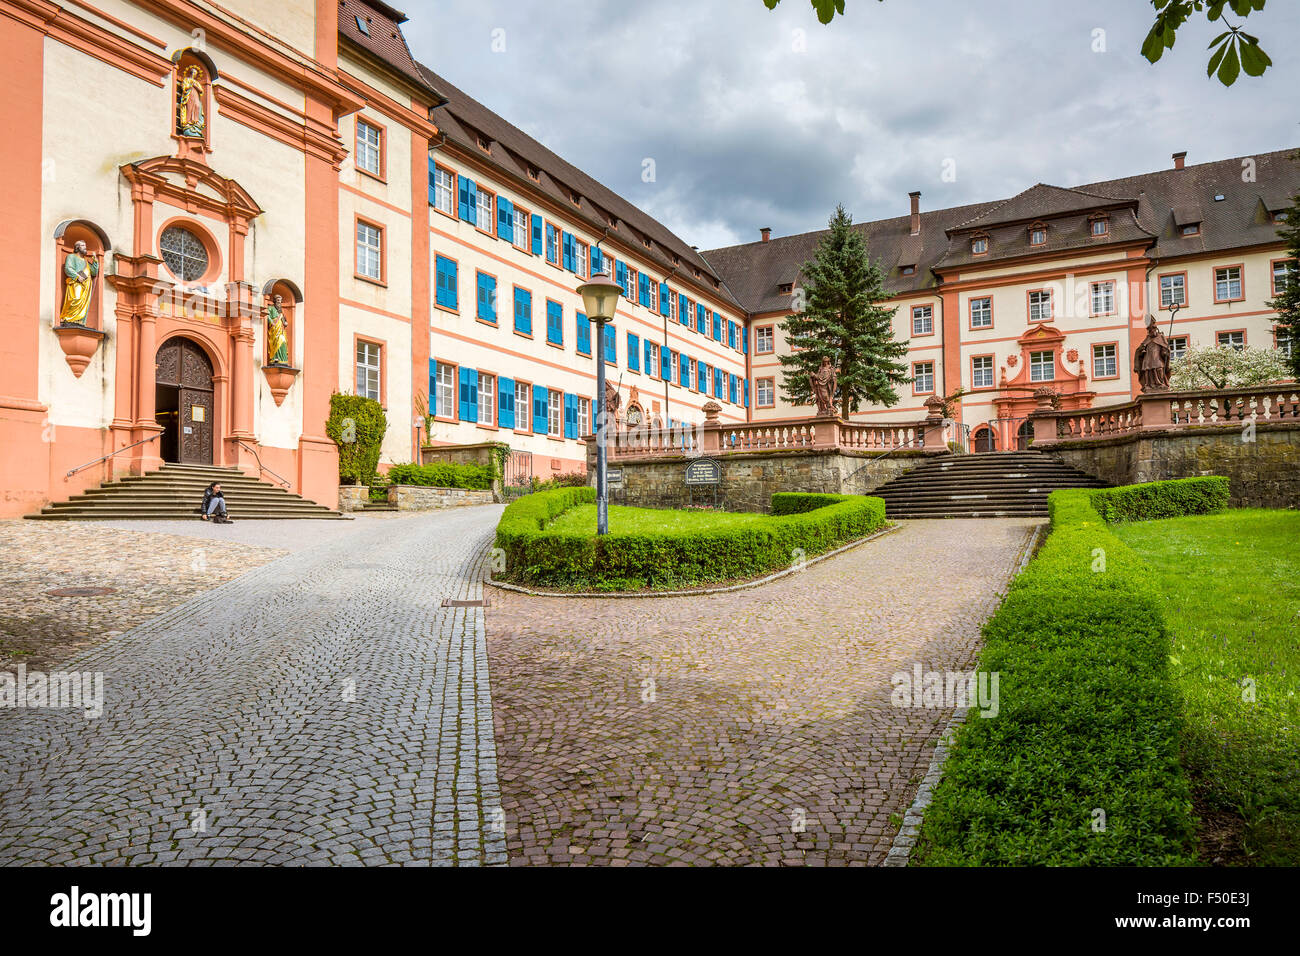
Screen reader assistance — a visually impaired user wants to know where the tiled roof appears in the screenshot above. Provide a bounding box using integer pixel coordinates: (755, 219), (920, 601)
(337, 0), (439, 98)
(417, 66), (738, 309)
(704, 148), (1300, 315)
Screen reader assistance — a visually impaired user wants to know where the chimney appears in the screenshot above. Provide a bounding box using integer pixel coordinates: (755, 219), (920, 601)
(760, 226), (771, 243)
(1172, 151), (1187, 171)
(909, 191), (921, 235)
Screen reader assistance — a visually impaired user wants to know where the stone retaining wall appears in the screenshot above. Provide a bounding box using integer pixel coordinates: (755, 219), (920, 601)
(596, 448), (936, 513)
(337, 485), (369, 513)
(387, 485), (495, 511)
(1043, 423), (1300, 509)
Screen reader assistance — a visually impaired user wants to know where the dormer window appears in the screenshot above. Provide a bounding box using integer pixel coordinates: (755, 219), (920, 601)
(569, 191), (581, 206)
(476, 135), (490, 153)
(355, 15), (370, 36)
(1090, 216), (1109, 237)
(1180, 222), (1201, 237)
(971, 235), (988, 255)
(1273, 209), (1289, 224)
(901, 265), (916, 276)
(778, 282), (794, 294)
(526, 165), (540, 182)
(1029, 224), (1047, 246)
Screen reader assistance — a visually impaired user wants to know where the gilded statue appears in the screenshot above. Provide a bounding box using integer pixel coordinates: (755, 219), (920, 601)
(811, 355), (838, 417)
(57, 240), (99, 326)
(266, 294), (289, 366)
(178, 66), (206, 138)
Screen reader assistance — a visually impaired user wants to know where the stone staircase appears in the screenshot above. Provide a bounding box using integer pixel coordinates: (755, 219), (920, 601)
(25, 463), (346, 520)
(873, 451), (1108, 518)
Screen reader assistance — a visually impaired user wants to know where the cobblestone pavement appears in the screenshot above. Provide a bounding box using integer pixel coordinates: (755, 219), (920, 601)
(0, 521), (286, 672)
(0, 505), (508, 866)
(486, 518), (1042, 866)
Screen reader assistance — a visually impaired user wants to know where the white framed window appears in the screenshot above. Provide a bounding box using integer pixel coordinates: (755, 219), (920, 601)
(516, 383), (530, 431)
(912, 305), (933, 335)
(971, 355), (994, 389)
(756, 377), (775, 407)
(546, 226), (559, 263)
(547, 389), (562, 436)
(912, 361), (934, 393)
(577, 397), (590, 436)
(969, 297), (992, 329)
(669, 293), (678, 323)
(512, 207), (528, 248)
(355, 340), (381, 401)
(1028, 290), (1052, 323)
(356, 119), (382, 176)
(1170, 336), (1188, 362)
(575, 242), (588, 278)
(1159, 273), (1186, 308)
(478, 372), (495, 425)
(436, 362), (455, 418)
(1277, 327), (1295, 358)
(1029, 227), (1046, 246)
(1029, 349), (1054, 382)
(1273, 259), (1295, 296)
(433, 167), (455, 215)
(1090, 218), (1108, 236)
(1092, 343), (1117, 378)
(1180, 223), (1200, 237)
(971, 236), (988, 254)
(474, 189), (493, 232)
(1217, 330), (1245, 351)
(646, 341), (658, 378)
(356, 221), (382, 280)
(1090, 281), (1115, 316)
(755, 326), (774, 354)
(1215, 266), (1242, 301)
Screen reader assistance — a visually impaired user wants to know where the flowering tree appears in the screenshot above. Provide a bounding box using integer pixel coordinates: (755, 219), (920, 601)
(1169, 344), (1291, 390)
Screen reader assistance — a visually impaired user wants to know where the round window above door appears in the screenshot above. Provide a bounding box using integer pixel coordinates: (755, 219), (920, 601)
(159, 225), (210, 283)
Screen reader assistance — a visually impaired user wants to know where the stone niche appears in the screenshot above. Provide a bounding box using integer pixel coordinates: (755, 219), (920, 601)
(593, 447), (935, 513)
(1042, 422), (1300, 509)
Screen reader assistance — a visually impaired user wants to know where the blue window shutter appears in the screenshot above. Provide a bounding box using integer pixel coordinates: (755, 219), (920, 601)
(713, 312), (722, 342)
(728, 321), (737, 349)
(563, 394), (575, 439)
(459, 178), (477, 222)
(591, 247), (603, 274)
(660, 345), (670, 379)
(547, 300), (562, 345)
(696, 304), (705, 333)
(604, 325), (616, 364)
(577, 312), (591, 355)
(742, 327), (749, 353)
(448, 261), (457, 309)
(644, 338), (652, 372)
(531, 214), (543, 255)
(615, 260), (626, 295)
(499, 378), (515, 428)
(562, 232), (573, 271)
(744, 379), (750, 407)
(628, 332), (640, 371)
(457, 177), (469, 220)
(730, 374), (737, 403)
(659, 282), (669, 316)
(429, 358), (437, 416)
(428, 159), (436, 205)
(678, 293), (688, 325)
(533, 389), (548, 434)
(497, 197), (513, 238)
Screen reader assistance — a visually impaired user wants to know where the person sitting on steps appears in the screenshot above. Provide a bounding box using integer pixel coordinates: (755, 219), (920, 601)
(200, 482), (233, 524)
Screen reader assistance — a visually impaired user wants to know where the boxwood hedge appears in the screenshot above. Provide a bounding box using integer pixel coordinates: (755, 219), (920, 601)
(913, 476), (1229, 866)
(493, 488), (886, 589)
(385, 462), (495, 490)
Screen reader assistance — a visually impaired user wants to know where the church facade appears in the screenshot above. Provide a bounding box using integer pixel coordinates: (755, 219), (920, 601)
(1, 0), (1295, 519)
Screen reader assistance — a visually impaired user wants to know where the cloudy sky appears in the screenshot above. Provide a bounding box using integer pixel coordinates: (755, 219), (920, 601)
(399, 0), (1299, 250)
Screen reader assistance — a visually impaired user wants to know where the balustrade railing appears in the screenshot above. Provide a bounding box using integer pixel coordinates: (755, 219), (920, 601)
(1054, 402), (1143, 440)
(1168, 387), (1300, 426)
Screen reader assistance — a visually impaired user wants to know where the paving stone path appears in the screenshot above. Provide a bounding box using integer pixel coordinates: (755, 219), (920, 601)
(0, 506), (507, 866)
(486, 518), (1042, 866)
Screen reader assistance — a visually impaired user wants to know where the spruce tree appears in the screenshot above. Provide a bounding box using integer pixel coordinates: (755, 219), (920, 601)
(1268, 177), (1300, 381)
(777, 204), (910, 417)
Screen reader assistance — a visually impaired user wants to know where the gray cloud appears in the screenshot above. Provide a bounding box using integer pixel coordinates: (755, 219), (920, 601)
(400, 0), (1299, 249)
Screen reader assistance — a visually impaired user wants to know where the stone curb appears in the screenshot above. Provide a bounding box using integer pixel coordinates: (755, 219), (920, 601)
(484, 522), (903, 600)
(883, 519), (1046, 867)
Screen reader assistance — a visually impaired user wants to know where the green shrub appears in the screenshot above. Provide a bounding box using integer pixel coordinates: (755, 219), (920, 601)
(913, 479), (1214, 866)
(1088, 475), (1229, 523)
(494, 490), (885, 589)
(385, 461), (494, 490)
(326, 393), (387, 485)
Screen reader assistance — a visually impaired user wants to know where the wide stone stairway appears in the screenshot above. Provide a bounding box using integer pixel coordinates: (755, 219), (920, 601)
(873, 451), (1108, 518)
(25, 463), (345, 520)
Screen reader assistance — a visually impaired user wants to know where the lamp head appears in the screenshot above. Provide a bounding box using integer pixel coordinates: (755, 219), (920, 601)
(577, 270), (622, 323)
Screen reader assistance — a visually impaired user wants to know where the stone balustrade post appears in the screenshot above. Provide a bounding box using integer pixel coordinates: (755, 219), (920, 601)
(1138, 390), (1175, 431)
(922, 396), (948, 450)
(701, 401), (722, 453)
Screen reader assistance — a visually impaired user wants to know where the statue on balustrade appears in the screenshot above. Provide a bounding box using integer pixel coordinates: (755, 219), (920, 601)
(1135, 321), (1172, 392)
(266, 294), (289, 366)
(56, 240), (99, 326)
(811, 355), (838, 417)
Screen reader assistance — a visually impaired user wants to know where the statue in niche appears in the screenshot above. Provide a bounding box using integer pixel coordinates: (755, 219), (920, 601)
(1134, 321), (1172, 392)
(177, 65), (206, 138)
(57, 240), (99, 326)
(266, 294), (289, 366)
(811, 355), (838, 417)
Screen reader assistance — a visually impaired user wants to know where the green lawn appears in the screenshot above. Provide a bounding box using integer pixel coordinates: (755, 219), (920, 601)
(546, 503), (766, 534)
(1113, 509), (1300, 865)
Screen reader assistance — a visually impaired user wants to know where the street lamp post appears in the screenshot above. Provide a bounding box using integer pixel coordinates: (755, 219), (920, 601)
(576, 269), (623, 536)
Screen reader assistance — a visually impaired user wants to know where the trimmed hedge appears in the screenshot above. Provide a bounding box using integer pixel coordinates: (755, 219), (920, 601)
(1088, 475), (1229, 523)
(912, 477), (1231, 866)
(385, 462), (494, 490)
(493, 489), (886, 589)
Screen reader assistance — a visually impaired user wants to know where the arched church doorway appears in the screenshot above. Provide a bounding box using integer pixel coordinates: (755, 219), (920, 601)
(155, 337), (214, 464)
